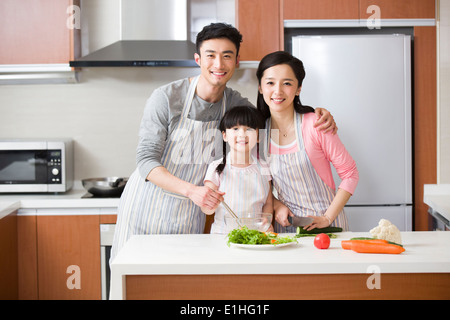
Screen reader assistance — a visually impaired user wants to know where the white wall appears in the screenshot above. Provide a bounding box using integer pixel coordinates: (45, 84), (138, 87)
(0, 67), (259, 181)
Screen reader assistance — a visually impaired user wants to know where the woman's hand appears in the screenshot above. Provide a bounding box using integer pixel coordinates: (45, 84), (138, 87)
(303, 215), (332, 231)
(314, 107), (338, 134)
(274, 200), (294, 227)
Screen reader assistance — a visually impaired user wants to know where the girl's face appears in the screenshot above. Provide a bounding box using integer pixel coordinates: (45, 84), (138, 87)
(223, 125), (258, 156)
(258, 64), (301, 114)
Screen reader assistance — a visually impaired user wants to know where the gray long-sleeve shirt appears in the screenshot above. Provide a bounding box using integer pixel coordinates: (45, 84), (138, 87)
(136, 77), (254, 179)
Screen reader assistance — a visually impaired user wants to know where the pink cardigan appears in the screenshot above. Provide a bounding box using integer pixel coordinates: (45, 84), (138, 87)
(301, 112), (359, 195)
(270, 112), (358, 195)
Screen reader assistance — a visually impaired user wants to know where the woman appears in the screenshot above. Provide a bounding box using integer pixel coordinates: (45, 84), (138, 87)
(256, 51), (359, 233)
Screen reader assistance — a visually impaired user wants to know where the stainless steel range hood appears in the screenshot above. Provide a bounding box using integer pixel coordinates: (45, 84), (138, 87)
(71, 0), (227, 67)
(70, 40), (198, 67)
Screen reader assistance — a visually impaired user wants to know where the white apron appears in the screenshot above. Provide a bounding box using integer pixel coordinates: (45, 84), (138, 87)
(111, 76), (225, 261)
(266, 112), (349, 233)
(210, 155), (271, 234)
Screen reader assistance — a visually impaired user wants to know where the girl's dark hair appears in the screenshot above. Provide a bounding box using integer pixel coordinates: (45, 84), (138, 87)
(256, 51), (315, 119)
(196, 23), (243, 56)
(216, 106), (265, 174)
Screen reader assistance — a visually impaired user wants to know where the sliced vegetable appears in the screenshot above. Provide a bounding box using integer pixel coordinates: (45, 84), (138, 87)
(341, 240), (405, 254)
(297, 226), (342, 235)
(296, 233), (337, 238)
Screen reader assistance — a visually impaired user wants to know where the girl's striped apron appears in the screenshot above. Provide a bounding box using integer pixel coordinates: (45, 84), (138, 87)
(111, 76), (225, 261)
(210, 156), (271, 234)
(266, 111), (349, 233)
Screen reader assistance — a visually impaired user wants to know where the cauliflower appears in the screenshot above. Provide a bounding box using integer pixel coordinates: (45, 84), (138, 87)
(369, 219), (402, 244)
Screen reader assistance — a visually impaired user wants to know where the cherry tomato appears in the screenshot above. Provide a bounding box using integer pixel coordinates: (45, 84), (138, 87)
(314, 233), (330, 249)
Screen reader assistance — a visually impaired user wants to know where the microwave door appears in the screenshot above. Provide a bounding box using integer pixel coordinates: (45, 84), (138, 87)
(0, 150), (49, 192)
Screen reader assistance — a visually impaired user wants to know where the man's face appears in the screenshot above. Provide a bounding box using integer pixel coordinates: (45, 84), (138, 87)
(194, 38), (239, 88)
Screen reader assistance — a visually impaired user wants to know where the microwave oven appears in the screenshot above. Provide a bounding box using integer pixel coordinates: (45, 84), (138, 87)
(0, 139), (74, 193)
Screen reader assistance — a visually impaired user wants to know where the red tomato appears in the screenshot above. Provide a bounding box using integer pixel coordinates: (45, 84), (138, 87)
(314, 233), (330, 249)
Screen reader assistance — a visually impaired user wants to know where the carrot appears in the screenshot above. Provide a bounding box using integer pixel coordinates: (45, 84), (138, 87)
(341, 239), (388, 250)
(344, 240), (405, 254)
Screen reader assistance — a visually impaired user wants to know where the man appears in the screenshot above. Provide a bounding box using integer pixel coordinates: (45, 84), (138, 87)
(110, 23), (335, 261)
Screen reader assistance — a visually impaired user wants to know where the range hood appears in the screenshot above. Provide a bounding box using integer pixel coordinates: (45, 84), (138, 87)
(70, 0), (221, 68)
(70, 40), (197, 67)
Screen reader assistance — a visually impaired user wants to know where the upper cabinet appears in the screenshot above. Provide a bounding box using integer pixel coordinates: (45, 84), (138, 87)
(359, 0), (436, 20)
(236, 0), (281, 61)
(236, 0), (436, 61)
(0, 0), (80, 65)
(284, 0), (359, 20)
(0, 0), (80, 83)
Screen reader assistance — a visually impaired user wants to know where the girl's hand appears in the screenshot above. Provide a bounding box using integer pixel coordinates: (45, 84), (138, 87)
(314, 108), (337, 134)
(303, 215), (332, 231)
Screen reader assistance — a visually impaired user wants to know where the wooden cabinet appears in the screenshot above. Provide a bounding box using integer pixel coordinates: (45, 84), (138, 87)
(359, 0), (436, 20)
(236, 0), (282, 61)
(36, 215), (101, 300)
(18, 214), (103, 300)
(17, 215), (38, 300)
(0, 0), (80, 65)
(237, 0), (436, 61)
(284, 0), (359, 20)
(0, 212), (18, 300)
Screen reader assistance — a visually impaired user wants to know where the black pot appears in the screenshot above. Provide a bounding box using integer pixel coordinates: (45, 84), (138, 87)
(82, 177), (128, 197)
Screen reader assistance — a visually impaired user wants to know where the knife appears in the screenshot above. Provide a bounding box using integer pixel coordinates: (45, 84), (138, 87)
(288, 216), (314, 227)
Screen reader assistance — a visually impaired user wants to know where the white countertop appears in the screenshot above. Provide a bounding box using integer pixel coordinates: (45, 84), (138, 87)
(424, 184), (450, 223)
(110, 231), (450, 299)
(0, 185), (119, 218)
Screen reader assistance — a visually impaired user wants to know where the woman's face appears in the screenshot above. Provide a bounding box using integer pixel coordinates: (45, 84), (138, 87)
(258, 64), (301, 114)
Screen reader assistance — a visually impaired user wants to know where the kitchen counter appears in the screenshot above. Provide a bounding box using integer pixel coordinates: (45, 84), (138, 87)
(110, 231), (450, 300)
(0, 183), (119, 218)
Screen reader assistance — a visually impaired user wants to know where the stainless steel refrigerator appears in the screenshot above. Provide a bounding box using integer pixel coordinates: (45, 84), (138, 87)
(292, 34), (412, 231)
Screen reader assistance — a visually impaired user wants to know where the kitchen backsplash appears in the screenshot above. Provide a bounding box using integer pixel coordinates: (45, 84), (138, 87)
(0, 67), (259, 181)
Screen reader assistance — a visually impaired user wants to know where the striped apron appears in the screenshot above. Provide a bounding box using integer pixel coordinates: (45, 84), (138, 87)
(266, 112), (349, 233)
(210, 155), (271, 234)
(111, 76), (225, 261)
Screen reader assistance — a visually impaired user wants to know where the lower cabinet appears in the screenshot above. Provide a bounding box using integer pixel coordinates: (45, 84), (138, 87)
(18, 214), (110, 300)
(0, 211), (18, 300)
(37, 215), (101, 300)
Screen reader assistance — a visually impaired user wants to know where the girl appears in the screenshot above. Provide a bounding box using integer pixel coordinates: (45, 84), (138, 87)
(256, 51), (359, 233)
(201, 106), (273, 234)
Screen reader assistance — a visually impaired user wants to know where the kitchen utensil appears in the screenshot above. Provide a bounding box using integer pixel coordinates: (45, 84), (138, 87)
(288, 216), (314, 227)
(82, 177), (128, 197)
(225, 212), (273, 232)
(221, 201), (243, 228)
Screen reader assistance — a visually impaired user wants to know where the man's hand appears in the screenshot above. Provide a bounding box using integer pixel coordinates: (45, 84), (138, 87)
(188, 185), (224, 211)
(314, 107), (337, 134)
